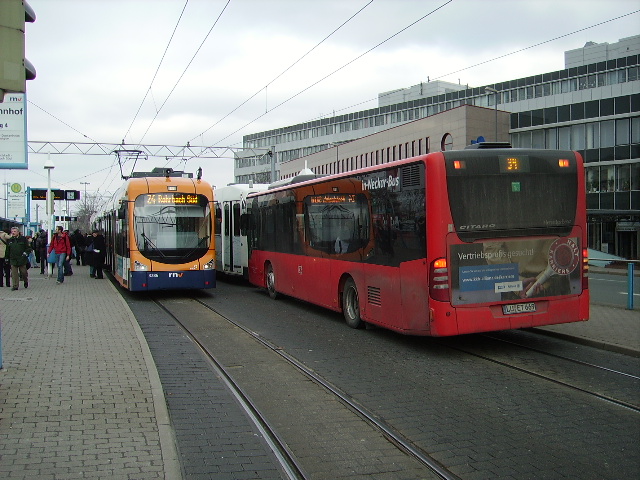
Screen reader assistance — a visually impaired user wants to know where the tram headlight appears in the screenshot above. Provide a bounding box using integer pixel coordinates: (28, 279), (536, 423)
(203, 259), (215, 270)
(134, 261), (148, 271)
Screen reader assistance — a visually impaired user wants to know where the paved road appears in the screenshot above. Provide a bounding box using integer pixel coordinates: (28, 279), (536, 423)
(589, 271), (639, 308)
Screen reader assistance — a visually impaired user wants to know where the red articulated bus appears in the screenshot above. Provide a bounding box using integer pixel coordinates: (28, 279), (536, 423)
(246, 145), (589, 336)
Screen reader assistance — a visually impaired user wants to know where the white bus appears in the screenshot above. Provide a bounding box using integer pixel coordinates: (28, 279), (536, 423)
(214, 183), (269, 277)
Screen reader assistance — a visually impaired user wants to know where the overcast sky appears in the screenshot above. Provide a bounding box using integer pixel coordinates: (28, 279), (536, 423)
(3, 0), (639, 217)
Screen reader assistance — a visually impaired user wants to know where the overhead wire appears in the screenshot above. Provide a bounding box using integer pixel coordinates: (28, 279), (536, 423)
(432, 9), (640, 82)
(27, 5), (639, 180)
(205, 0), (454, 148)
(187, 0), (375, 144)
(223, 7), (640, 142)
(135, 0), (232, 146)
(122, 0), (190, 144)
(27, 100), (99, 143)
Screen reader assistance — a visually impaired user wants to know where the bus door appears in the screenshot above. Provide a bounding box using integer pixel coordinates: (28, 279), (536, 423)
(223, 201), (243, 275)
(214, 202), (222, 272)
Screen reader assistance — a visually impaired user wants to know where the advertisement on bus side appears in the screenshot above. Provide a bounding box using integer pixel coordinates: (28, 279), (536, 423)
(450, 237), (582, 305)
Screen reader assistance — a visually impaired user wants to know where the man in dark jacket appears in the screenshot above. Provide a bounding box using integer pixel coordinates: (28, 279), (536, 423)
(35, 229), (48, 274)
(70, 229), (85, 266)
(91, 229), (106, 279)
(7, 226), (32, 290)
(0, 228), (11, 287)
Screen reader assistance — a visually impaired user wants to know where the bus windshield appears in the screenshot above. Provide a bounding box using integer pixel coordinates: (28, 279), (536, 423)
(134, 193), (211, 263)
(445, 150), (578, 241)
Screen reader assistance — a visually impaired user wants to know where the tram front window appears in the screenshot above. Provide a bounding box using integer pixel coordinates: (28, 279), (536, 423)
(134, 193), (211, 264)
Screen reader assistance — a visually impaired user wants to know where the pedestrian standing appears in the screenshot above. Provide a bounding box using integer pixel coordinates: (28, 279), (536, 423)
(48, 226), (71, 284)
(26, 235), (37, 269)
(6, 226), (32, 291)
(71, 229), (85, 266)
(32, 231), (42, 266)
(85, 233), (95, 277)
(63, 230), (73, 276)
(35, 229), (48, 274)
(91, 229), (106, 279)
(0, 228), (11, 287)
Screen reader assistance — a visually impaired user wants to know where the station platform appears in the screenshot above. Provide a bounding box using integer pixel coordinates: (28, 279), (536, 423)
(0, 264), (638, 479)
(0, 265), (180, 479)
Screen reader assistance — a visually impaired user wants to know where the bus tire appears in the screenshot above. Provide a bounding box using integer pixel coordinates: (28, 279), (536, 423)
(266, 263), (278, 300)
(342, 278), (363, 329)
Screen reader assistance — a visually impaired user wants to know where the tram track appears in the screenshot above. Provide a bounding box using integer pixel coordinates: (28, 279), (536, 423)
(482, 332), (640, 380)
(149, 296), (308, 480)
(137, 283), (640, 480)
(435, 332), (640, 413)
(153, 294), (460, 480)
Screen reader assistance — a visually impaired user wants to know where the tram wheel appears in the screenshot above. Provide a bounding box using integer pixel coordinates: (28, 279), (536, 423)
(342, 278), (363, 329)
(266, 263), (278, 300)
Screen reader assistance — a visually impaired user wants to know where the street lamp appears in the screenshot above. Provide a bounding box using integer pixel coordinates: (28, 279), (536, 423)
(80, 182), (90, 198)
(485, 87), (499, 142)
(43, 154), (55, 240)
(2, 182), (9, 218)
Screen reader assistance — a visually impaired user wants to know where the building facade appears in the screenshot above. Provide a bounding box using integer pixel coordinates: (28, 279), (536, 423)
(235, 36), (640, 259)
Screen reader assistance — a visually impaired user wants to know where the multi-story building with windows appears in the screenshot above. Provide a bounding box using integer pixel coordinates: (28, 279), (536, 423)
(235, 35), (640, 259)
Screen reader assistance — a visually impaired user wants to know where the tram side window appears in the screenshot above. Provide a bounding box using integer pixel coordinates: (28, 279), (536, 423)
(115, 205), (128, 257)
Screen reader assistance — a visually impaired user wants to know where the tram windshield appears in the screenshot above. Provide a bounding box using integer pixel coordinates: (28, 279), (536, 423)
(133, 193), (211, 263)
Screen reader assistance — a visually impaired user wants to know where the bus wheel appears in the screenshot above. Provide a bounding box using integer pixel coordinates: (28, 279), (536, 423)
(342, 278), (363, 329)
(266, 263), (278, 300)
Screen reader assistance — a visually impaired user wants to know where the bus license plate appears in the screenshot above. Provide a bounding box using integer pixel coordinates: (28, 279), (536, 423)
(502, 303), (536, 315)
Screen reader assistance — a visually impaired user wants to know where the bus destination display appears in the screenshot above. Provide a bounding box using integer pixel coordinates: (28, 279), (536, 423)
(310, 194), (357, 204)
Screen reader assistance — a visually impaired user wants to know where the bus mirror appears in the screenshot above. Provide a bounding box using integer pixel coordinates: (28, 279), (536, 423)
(117, 204), (127, 220)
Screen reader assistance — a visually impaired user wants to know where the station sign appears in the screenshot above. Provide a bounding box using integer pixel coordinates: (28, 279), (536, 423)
(0, 93), (28, 169)
(31, 189), (81, 201)
(7, 182), (25, 217)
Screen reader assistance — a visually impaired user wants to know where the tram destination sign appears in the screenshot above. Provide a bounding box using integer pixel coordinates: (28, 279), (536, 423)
(142, 193), (200, 206)
(31, 189), (81, 201)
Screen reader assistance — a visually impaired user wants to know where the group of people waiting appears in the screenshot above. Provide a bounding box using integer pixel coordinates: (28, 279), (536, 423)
(0, 226), (106, 289)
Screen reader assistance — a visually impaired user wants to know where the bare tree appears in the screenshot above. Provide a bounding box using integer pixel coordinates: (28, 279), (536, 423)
(69, 193), (105, 233)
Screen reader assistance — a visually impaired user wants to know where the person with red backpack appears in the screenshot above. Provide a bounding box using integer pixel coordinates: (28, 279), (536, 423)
(48, 226), (72, 284)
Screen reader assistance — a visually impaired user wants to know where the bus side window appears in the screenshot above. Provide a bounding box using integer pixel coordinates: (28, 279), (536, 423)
(233, 203), (241, 237)
(214, 205), (222, 234)
(224, 204), (230, 236)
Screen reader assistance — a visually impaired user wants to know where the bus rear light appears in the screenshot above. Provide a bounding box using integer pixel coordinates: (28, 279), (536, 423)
(453, 160), (466, 170)
(433, 258), (447, 269)
(430, 257), (450, 302)
(558, 159), (570, 167)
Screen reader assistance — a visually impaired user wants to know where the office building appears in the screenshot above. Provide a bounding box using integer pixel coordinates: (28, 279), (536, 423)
(235, 35), (640, 258)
